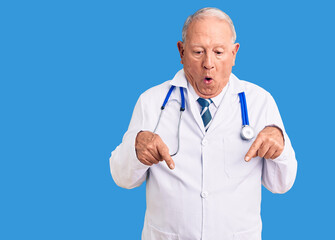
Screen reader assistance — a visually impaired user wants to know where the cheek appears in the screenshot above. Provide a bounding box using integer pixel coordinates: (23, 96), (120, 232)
(217, 56), (234, 69)
(219, 54), (232, 62)
(184, 59), (201, 72)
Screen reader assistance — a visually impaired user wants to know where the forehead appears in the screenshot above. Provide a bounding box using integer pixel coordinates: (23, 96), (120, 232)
(186, 16), (233, 45)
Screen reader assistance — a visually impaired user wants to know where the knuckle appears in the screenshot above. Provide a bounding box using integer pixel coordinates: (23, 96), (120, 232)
(250, 144), (258, 151)
(142, 149), (150, 156)
(258, 149), (265, 157)
(274, 142), (283, 151)
(153, 133), (161, 141)
(147, 143), (155, 151)
(250, 144), (259, 152)
(259, 131), (266, 138)
(162, 146), (169, 155)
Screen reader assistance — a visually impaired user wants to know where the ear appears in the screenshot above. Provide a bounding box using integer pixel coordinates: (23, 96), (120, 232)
(177, 41), (184, 64)
(232, 43), (240, 66)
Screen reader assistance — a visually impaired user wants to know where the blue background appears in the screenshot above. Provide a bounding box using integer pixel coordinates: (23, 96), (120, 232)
(1, 0), (334, 239)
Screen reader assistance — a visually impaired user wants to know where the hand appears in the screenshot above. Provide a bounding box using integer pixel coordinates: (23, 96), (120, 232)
(245, 126), (284, 162)
(135, 131), (175, 170)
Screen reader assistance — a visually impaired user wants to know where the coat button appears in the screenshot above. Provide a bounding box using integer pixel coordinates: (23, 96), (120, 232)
(201, 191), (208, 198)
(202, 139), (208, 146)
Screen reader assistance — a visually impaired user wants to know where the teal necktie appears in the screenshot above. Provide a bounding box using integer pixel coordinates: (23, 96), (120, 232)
(197, 98), (213, 131)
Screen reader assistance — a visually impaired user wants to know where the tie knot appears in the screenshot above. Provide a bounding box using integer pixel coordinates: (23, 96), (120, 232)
(197, 98), (212, 108)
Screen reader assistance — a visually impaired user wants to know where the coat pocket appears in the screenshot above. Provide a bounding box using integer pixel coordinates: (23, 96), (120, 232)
(148, 222), (179, 240)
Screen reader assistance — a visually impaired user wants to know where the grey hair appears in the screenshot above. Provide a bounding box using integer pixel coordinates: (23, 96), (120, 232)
(182, 7), (237, 44)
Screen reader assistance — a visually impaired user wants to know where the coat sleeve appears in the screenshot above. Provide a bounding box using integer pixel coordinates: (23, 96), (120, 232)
(109, 95), (150, 189)
(261, 93), (298, 194)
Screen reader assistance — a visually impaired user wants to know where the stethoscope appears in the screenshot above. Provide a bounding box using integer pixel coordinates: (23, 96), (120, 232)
(153, 86), (185, 156)
(153, 85), (254, 156)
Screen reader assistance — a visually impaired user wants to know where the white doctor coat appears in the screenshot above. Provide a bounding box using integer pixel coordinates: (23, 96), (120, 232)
(110, 69), (297, 240)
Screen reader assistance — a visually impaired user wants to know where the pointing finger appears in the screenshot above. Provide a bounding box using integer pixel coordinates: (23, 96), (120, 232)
(245, 136), (263, 162)
(157, 143), (175, 170)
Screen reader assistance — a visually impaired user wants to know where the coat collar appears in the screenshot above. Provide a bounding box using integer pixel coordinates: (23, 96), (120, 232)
(169, 69), (188, 89)
(226, 72), (245, 95)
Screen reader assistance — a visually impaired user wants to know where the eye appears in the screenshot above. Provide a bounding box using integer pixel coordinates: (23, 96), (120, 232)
(193, 50), (203, 55)
(215, 51), (223, 55)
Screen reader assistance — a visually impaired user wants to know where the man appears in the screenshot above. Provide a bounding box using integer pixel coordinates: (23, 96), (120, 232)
(110, 7), (297, 240)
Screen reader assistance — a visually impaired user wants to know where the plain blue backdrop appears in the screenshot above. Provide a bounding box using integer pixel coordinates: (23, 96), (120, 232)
(1, 0), (334, 239)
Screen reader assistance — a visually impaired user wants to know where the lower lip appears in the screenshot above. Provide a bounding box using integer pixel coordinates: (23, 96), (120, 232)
(204, 79), (213, 84)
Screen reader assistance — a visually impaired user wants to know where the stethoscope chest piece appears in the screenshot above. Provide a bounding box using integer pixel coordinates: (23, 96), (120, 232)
(241, 125), (254, 140)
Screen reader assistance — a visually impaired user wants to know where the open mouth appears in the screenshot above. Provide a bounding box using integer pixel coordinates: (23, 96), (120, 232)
(204, 77), (213, 84)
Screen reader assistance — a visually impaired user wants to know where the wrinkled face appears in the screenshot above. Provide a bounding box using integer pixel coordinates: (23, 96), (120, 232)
(177, 16), (240, 99)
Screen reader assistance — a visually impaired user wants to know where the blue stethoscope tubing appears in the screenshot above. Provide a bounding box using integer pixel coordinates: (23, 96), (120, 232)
(238, 92), (249, 125)
(153, 86), (185, 156)
(154, 86), (255, 156)
(160, 86), (185, 111)
(238, 92), (255, 140)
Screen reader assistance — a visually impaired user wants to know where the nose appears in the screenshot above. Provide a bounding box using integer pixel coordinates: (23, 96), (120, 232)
(203, 53), (214, 70)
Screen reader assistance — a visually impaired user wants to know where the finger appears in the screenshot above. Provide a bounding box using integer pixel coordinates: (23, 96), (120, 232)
(271, 148), (283, 160)
(143, 135), (163, 164)
(148, 157), (159, 164)
(137, 149), (159, 164)
(146, 148), (161, 163)
(257, 142), (271, 158)
(264, 145), (277, 159)
(245, 137), (263, 162)
(157, 144), (175, 170)
(139, 158), (153, 166)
